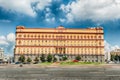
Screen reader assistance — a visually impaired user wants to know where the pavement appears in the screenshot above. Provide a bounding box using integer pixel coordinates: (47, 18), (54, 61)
(0, 64), (120, 80)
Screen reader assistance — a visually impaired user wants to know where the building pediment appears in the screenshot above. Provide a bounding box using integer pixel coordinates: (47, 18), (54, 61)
(16, 26), (25, 29)
(57, 25), (65, 29)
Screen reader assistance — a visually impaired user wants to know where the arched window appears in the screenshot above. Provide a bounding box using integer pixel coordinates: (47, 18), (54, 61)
(84, 36), (86, 39)
(67, 36), (69, 39)
(27, 35), (29, 37)
(94, 36), (96, 39)
(18, 40), (21, 44)
(88, 36), (89, 39)
(99, 42), (101, 45)
(74, 36), (76, 38)
(91, 36), (93, 39)
(42, 35), (44, 38)
(38, 35), (40, 38)
(24, 35), (25, 37)
(81, 36), (83, 39)
(99, 36), (101, 39)
(18, 35), (21, 37)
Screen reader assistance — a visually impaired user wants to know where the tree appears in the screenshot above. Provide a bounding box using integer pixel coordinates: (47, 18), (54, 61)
(34, 57), (39, 63)
(27, 57), (32, 63)
(118, 56), (120, 61)
(53, 56), (57, 62)
(47, 54), (53, 62)
(18, 55), (25, 63)
(111, 54), (115, 61)
(114, 55), (119, 61)
(75, 55), (81, 61)
(40, 54), (46, 62)
(62, 56), (68, 61)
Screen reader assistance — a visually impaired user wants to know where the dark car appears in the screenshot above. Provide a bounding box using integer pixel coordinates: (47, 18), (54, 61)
(15, 62), (21, 64)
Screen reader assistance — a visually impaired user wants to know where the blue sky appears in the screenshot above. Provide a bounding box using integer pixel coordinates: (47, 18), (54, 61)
(0, 0), (120, 55)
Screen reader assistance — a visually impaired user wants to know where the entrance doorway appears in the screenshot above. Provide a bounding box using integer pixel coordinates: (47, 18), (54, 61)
(54, 47), (66, 61)
(55, 47), (65, 54)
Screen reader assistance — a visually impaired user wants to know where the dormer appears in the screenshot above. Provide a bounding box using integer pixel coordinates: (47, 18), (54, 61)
(16, 26), (25, 29)
(57, 25), (65, 29)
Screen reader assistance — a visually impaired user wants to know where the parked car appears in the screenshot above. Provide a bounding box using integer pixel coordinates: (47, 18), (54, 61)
(15, 62), (21, 64)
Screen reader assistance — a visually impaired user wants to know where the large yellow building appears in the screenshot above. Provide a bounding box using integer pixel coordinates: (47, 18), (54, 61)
(14, 26), (104, 62)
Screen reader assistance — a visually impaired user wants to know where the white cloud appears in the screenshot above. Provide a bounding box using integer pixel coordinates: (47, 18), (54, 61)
(45, 13), (51, 18)
(53, 0), (61, 2)
(45, 7), (51, 12)
(60, 0), (120, 22)
(0, 33), (15, 55)
(59, 18), (66, 23)
(66, 13), (74, 22)
(44, 7), (55, 23)
(104, 40), (120, 53)
(0, 0), (52, 17)
(0, 36), (6, 40)
(0, 36), (8, 45)
(0, 19), (11, 23)
(104, 40), (120, 60)
(45, 17), (55, 22)
(7, 33), (15, 42)
(0, 33), (15, 45)
(0, 41), (9, 45)
(35, 0), (52, 11)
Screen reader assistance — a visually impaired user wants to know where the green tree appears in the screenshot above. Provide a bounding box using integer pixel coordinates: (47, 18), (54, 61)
(40, 54), (46, 62)
(18, 55), (25, 63)
(62, 56), (68, 61)
(114, 55), (119, 61)
(111, 54), (115, 61)
(53, 56), (57, 62)
(27, 57), (32, 63)
(75, 55), (81, 61)
(47, 54), (53, 62)
(34, 57), (39, 63)
(118, 56), (120, 61)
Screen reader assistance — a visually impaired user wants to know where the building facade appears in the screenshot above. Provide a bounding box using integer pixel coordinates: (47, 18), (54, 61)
(110, 49), (120, 56)
(0, 48), (4, 62)
(14, 26), (104, 62)
(110, 49), (120, 61)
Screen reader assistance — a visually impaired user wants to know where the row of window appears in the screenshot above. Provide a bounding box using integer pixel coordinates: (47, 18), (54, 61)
(18, 34), (102, 39)
(18, 40), (103, 43)
(16, 49), (103, 54)
(18, 40), (102, 45)
(16, 48), (103, 51)
(17, 44), (102, 46)
(18, 40), (103, 42)
(16, 51), (103, 54)
(18, 43), (102, 46)
(17, 50), (103, 52)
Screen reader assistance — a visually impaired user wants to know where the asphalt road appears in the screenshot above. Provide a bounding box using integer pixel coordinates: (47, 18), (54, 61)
(0, 64), (120, 80)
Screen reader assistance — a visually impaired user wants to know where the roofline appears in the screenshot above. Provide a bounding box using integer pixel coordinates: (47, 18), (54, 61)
(16, 26), (103, 30)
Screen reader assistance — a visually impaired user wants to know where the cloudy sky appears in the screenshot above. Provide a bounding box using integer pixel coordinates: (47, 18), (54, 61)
(0, 0), (120, 55)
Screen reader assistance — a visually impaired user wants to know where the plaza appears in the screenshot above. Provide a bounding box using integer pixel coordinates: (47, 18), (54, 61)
(0, 64), (120, 80)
